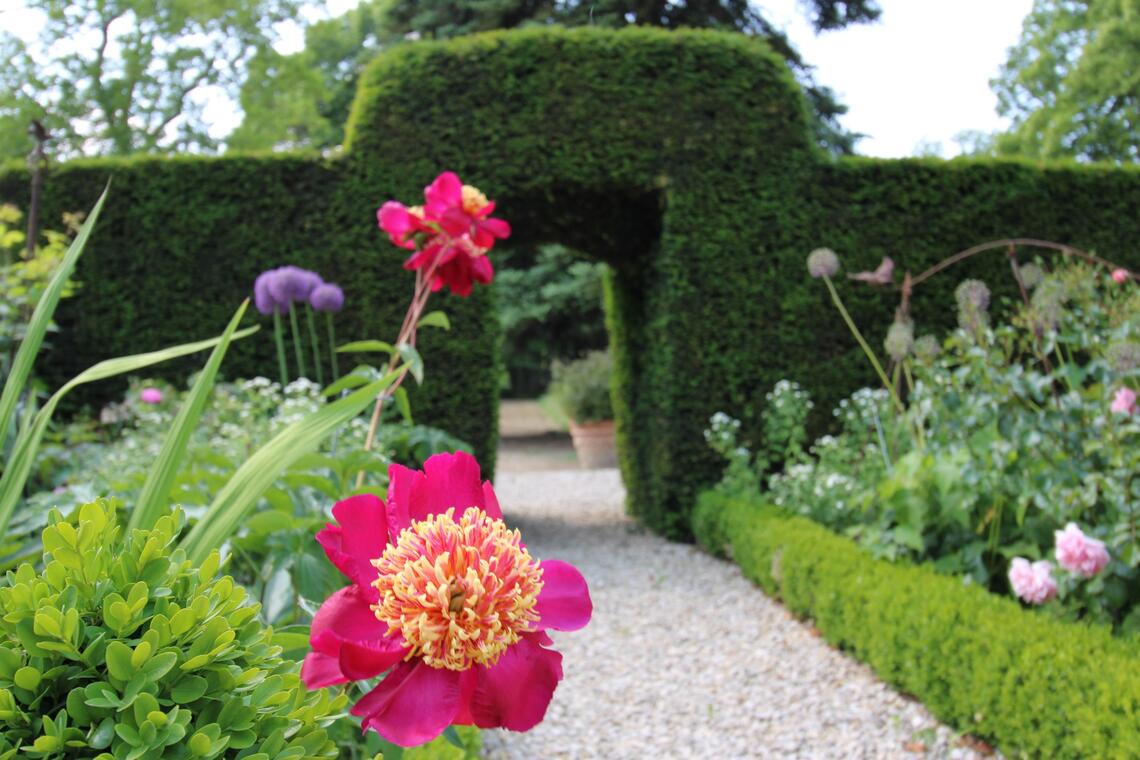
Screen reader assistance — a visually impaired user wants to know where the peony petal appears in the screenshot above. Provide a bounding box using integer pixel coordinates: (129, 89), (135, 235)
(332, 494), (389, 580)
(420, 451), (488, 514)
(301, 651), (349, 688)
(438, 207), (471, 237)
(481, 480), (503, 520)
(471, 255), (494, 285)
(386, 463), (425, 537)
(387, 453), (503, 537)
(311, 586), (384, 644)
(353, 660), (463, 747)
(424, 172), (463, 219)
(378, 202), (418, 249)
(470, 633), (563, 731)
(535, 560), (592, 632)
(309, 586), (407, 680)
(315, 524), (350, 576)
(480, 217), (511, 240)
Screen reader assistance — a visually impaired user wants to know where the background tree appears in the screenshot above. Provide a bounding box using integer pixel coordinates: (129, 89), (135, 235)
(988, 0), (1139, 163)
(0, 0), (301, 160)
(230, 2), (391, 151)
(232, 0), (881, 155)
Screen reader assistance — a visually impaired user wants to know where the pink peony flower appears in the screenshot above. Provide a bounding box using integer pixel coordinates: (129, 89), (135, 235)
(1054, 523), (1110, 577)
(139, 387), (163, 405)
(1112, 268), (1129, 284)
(1111, 387), (1137, 415)
(302, 451), (591, 747)
(1008, 558), (1057, 604)
(377, 172), (510, 297)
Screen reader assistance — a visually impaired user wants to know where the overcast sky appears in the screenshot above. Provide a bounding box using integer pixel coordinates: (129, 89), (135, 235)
(2, 0), (1035, 157)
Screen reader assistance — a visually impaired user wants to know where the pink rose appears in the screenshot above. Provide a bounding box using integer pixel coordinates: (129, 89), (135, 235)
(140, 387), (163, 405)
(1111, 268), (1129, 284)
(1008, 558), (1057, 604)
(1111, 387), (1137, 415)
(1054, 523), (1109, 577)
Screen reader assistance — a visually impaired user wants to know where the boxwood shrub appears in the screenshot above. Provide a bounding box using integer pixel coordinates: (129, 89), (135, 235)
(692, 489), (1140, 758)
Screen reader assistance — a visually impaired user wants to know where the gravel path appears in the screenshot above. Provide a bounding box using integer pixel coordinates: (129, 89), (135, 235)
(481, 469), (995, 760)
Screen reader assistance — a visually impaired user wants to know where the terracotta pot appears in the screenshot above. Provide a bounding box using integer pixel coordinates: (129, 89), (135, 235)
(568, 420), (617, 469)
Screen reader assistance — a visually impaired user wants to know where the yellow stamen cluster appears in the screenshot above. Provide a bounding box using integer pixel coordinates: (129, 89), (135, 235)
(461, 185), (489, 215)
(372, 507), (543, 671)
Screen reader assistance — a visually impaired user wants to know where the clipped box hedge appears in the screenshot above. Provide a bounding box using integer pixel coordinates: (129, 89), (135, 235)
(5, 27), (1140, 536)
(0, 155), (501, 472)
(693, 489), (1140, 758)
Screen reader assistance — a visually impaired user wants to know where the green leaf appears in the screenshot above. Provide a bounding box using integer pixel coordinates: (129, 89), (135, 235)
(179, 370), (403, 564)
(398, 343), (424, 384)
(321, 372), (371, 397)
(0, 183), (108, 456)
(441, 725), (464, 748)
(104, 641), (135, 681)
(170, 676), (208, 704)
(130, 302), (256, 532)
(393, 387), (413, 424)
(417, 310), (450, 330)
(336, 340), (395, 355)
(0, 327), (258, 538)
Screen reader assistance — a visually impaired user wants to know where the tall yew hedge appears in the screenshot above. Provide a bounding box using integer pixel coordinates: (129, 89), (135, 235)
(4, 27), (1140, 533)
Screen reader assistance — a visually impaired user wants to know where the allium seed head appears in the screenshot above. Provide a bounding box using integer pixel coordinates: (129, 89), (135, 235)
(883, 320), (915, 362)
(807, 248), (841, 278)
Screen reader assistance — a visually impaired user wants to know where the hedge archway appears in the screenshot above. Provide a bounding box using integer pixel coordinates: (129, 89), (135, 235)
(4, 27), (1140, 538)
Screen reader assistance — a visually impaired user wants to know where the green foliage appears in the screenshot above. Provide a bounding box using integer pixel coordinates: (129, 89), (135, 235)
(0, 204), (81, 376)
(0, 156), (500, 473)
(7, 27), (1140, 540)
(715, 259), (1140, 627)
(988, 0), (1140, 163)
(692, 490), (1140, 759)
(229, 2), (393, 152)
(0, 500), (345, 759)
(496, 245), (608, 398)
(549, 350), (613, 424)
(0, 0), (303, 159)
(21, 376), (471, 624)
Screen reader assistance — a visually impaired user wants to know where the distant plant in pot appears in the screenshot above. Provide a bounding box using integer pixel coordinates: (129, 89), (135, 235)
(550, 350), (617, 468)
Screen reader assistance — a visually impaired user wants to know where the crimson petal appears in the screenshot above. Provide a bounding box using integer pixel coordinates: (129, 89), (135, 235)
(301, 651), (348, 688)
(535, 560), (592, 632)
(307, 586), (407, 682)
(353, 660), (464, 747)
(316, 494), (388, 590)
(470, 633), (563, 731)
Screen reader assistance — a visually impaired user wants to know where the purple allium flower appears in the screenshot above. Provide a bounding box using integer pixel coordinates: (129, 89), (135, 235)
(310, 283), (345, 313)
(254, 270), (284, 315)
(140, 387), (163, 405)
(294, 268), (323, 300)
(267, 266), (322, 304)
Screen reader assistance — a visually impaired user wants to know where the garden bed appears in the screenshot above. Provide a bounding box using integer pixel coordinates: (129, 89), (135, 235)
(692, 489), (1140, 758)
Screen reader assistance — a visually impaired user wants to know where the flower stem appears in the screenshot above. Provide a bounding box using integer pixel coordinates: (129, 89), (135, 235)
(326, 313), (339, 382)
(354, 261), (442, 490)
(305, 307), (324, 387)
(288, 302), (307, 380)
(823, 275), (906, 416)
(272, 311), (288, 386)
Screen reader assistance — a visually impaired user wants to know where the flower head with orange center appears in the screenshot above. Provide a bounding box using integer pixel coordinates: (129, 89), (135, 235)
(302, 452), (591, 748)
(371, 506), (544, 670)
(376, 172), (510, 297)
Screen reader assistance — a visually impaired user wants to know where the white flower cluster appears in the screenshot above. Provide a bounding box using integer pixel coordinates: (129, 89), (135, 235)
(765, 380), (814, 411)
